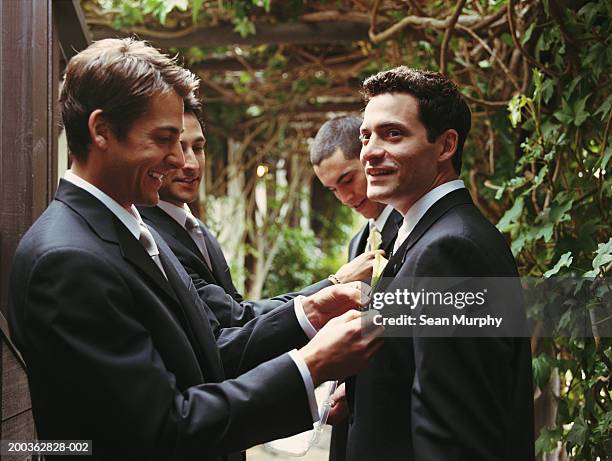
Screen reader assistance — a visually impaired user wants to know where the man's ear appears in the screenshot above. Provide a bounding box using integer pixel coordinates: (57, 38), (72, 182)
(88, 109), (111, 150)
(438, 129), (459, 163)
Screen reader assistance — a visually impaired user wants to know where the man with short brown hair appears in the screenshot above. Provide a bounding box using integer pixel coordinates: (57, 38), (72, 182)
(8, 38), (382, 460)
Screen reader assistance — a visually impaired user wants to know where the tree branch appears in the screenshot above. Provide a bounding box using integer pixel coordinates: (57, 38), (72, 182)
(440, 0), (467, 74)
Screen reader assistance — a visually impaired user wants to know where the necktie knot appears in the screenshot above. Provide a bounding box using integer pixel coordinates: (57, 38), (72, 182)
(185, 213), (199, 231)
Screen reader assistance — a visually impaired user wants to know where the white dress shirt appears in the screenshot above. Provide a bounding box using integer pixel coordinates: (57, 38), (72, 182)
(393, 180), (466, 254)
(63, 172), (319, 421)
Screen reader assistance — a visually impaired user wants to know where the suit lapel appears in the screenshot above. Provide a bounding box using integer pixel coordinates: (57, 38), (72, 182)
(349, 224), (369, 260)
(380, 189), (474, 282)
(114, 220), (179, 303)
(155, 238), (225, 382)
(141, 206), (221, 286)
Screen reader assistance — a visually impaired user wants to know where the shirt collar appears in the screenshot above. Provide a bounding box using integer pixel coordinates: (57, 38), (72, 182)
(157, 200), (189, 228)
(370, 204), (395, 231)
(64, 170), (143, 240)
(399, 179), (466, 240)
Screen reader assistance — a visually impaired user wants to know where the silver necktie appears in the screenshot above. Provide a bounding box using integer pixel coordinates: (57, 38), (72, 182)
(139, 223), (167, 279)
(184, 213), (213, 270)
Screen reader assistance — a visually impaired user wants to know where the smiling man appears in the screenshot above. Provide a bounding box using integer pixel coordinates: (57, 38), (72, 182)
(140, 102), (377, 328)
(343, 67), (534, 460)
(7, 38), (384, 460)
(310, 115), (403, 461)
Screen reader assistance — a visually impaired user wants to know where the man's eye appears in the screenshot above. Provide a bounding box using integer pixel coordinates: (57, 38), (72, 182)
(387, 129), (401, 138)
(157, 137), (171, 144)
(193, 145), (205, 154)
(359, 133), (370, 144)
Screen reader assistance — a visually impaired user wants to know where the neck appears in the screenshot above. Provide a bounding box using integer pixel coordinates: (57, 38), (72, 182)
(71, 161), (132, 211)
(396, 171), (458, 216)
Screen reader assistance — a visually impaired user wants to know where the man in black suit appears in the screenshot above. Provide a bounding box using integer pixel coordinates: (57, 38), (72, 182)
(345, 67), (534, 460)
(310, 115), (403, 461)
(140, 102), (378, 327)
(8, 38), (382, 461)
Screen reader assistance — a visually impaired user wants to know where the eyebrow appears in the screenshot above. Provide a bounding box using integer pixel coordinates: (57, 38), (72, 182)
(155, 126), (182, 135)
(336, 170), (353, 185)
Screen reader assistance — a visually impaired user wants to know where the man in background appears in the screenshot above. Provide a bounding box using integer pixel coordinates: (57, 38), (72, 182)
(140, 100), (380, 328)
(310, 115), (403, 461)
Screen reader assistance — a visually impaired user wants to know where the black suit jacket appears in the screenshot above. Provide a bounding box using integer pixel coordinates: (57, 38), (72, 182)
(139, 205), (332, 327)
(8, 180), (314, 461)
(345, 189), (534, 461)
(329, 208), (402, 461)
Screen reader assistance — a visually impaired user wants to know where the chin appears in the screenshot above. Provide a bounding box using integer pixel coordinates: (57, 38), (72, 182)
(366, 188), (390, 204)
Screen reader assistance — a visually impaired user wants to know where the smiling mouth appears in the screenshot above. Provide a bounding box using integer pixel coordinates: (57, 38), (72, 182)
(174, 177), (199, 184)
(366, 167), (395, 178)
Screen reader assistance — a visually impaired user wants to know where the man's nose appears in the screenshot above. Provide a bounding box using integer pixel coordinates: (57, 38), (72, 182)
(182, 148), (199, 171)
(337, 189), (354, 205)
(360, 137), (385, 166)
(167, 140), (185, 169)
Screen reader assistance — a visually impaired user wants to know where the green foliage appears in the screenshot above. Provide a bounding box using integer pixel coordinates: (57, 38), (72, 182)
(496, 2), (612, 458)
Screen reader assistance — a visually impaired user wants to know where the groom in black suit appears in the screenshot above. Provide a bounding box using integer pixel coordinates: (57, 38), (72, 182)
(345, 67), (534, 460)
(310, 115), (402, 461)
(8, 38), (382, 460)
(140, 102), (377, 327)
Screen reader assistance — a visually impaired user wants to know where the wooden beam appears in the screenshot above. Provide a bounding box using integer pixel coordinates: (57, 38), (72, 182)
(90, 21), (370, 48)
(53, 0), (91, 62)
(191, 55), (368, 73)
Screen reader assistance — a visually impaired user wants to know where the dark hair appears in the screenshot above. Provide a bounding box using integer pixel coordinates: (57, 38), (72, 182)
(362, 66), (471, 174)
(310, 115), (363, 166)
(183, 92), (205, 131)
(60, 38), (199, 161)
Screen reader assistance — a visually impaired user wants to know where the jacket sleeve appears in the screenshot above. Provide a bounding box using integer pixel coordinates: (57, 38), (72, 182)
(11, 248), (313, 460)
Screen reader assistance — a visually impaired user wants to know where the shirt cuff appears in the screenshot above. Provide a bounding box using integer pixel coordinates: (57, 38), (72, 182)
(288, 349), (320, 423)
(294, 295), (318, 340)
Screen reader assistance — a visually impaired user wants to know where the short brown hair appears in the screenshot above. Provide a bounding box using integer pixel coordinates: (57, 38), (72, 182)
(60, 38), (199, 161)
(362, 66), (471, 174)
(310, 115), (362, 166)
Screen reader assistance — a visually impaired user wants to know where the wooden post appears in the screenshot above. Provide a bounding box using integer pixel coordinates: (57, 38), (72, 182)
(0, 0), (89, 454)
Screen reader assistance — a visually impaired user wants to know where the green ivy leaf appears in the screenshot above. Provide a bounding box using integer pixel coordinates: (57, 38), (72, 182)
(535, 426), (563, 455)
(584, 237), (612, 278)
(497, 197), (524, 232)
(573, 94), (591, 126)
(191, 0), (204, 22)
(593, 93), (612, 121)
(508, 94), (530, 128)
(234, 17), (256, 37)
(567, 415), (588, 446)
(533, 354), (553, 389)
(544, 251), (573, 278)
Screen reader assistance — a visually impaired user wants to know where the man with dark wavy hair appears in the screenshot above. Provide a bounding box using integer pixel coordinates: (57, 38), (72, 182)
(343, 66), (534, 460)
(8, 38), (383, 461)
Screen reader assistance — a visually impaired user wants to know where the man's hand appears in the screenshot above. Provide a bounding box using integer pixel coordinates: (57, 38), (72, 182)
(333, 250), (385, 283)
(327, 383), (348, 426)
(301, 281), (371, 330)
(298, 310), (383, 386)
